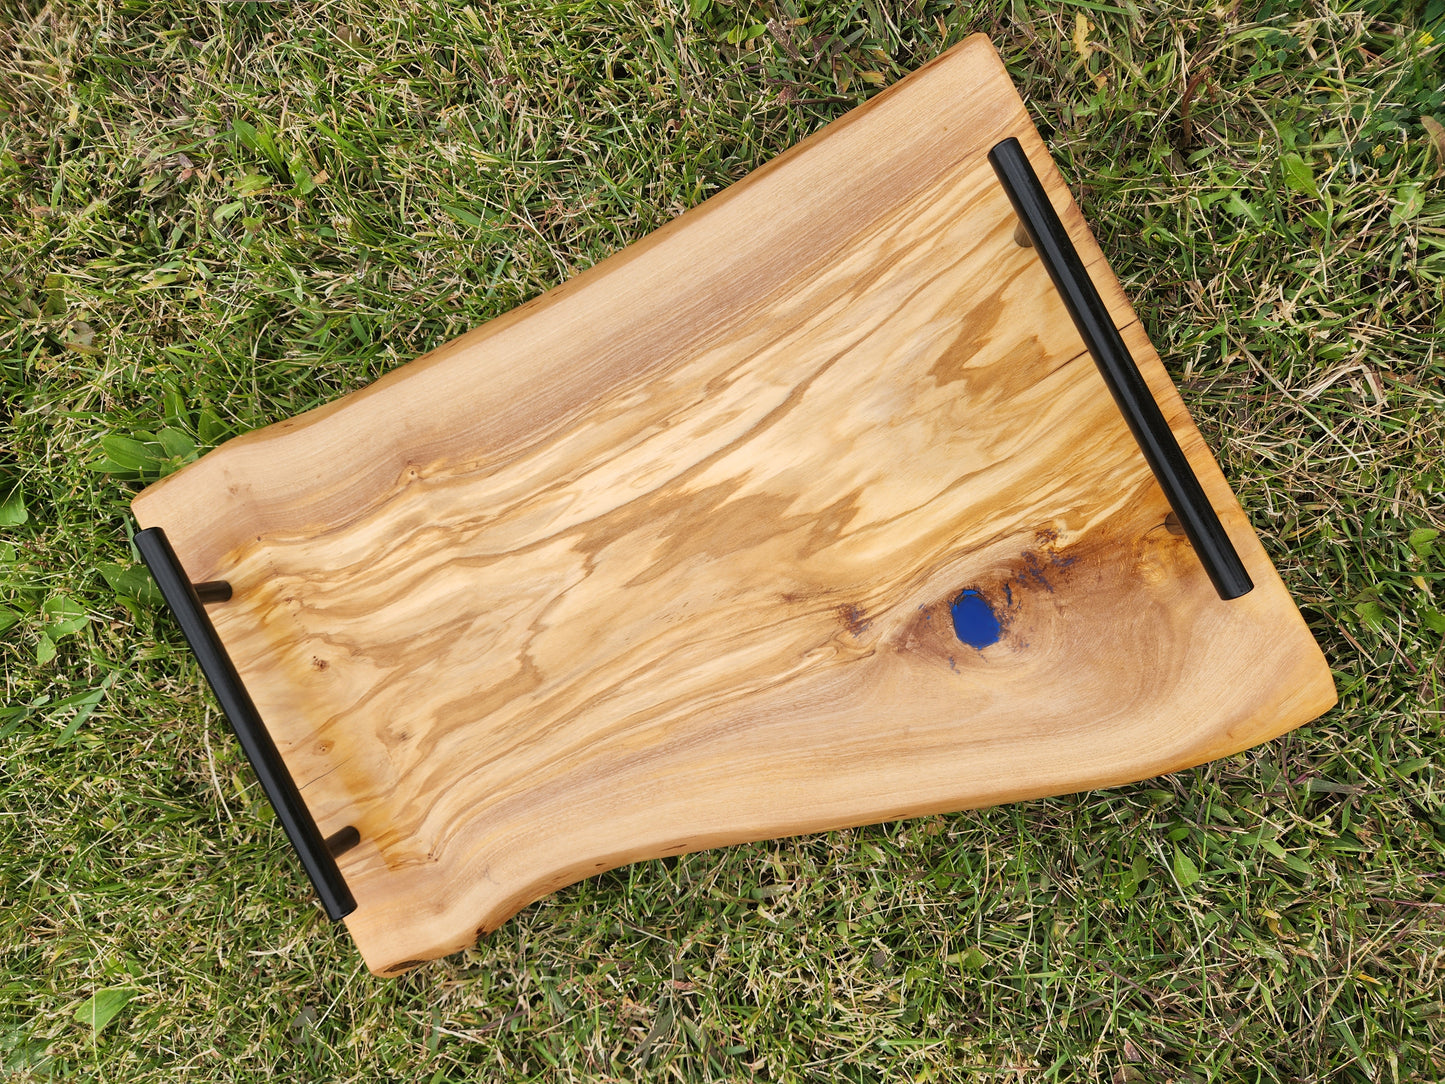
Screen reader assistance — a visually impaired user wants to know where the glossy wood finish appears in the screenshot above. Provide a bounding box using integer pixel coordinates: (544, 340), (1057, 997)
(132, 35), (1335, 975)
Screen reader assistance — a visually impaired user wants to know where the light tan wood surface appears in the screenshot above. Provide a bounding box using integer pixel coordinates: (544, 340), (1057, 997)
(133, 35), (1335, 975)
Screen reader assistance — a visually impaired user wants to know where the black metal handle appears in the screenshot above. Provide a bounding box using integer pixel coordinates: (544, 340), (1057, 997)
(134, 526), (357, 920)
(987, 137), (1253, 601)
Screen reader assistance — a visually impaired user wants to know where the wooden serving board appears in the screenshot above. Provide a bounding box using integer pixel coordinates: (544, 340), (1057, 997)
(133, 35), (1335, 975)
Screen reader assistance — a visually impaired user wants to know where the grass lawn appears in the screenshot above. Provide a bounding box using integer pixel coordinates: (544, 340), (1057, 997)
(2, 0), (1443, 1079)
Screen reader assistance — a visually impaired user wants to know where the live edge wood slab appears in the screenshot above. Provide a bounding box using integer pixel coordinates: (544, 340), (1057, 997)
(132, 35), (1335, 975)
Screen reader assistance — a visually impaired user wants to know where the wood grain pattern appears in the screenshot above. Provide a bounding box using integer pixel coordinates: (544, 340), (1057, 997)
(132, 35), (1335, 975)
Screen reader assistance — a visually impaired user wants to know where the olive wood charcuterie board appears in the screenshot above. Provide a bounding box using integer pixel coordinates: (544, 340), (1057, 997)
(132, 34), (1335, 975)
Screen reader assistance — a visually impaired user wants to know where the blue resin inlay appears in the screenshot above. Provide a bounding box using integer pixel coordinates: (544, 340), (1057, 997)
(950, 589), (1001, 649)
